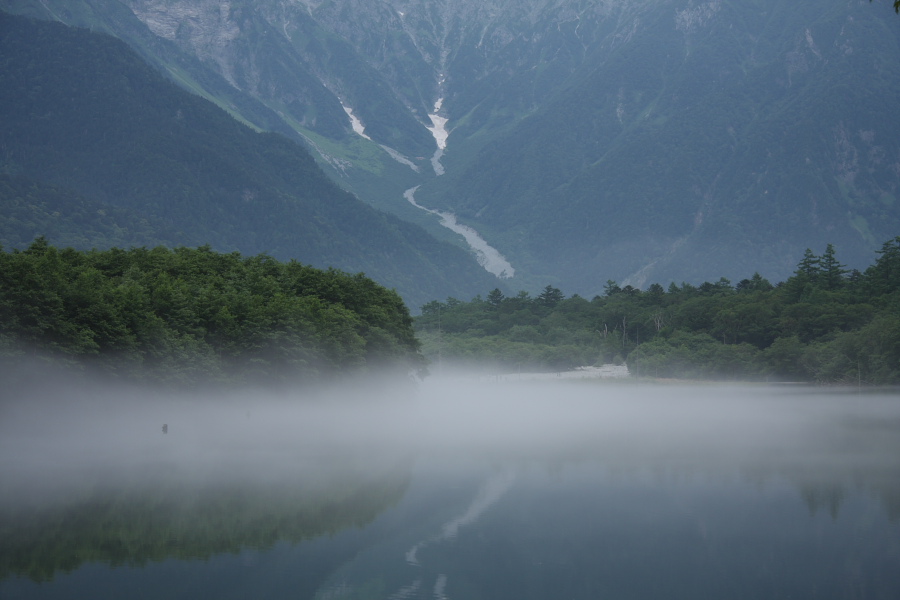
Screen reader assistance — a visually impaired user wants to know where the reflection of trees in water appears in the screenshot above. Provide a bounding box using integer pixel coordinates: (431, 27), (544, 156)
(797, 477), (900, 522)
(742, 465), (900, 522)
(0, 462), (411, 582)
(799, 481), (846, 519)
(812, 473), (900, 523)
(533, 447), (900, 523)
(745, 465), (900, 522)
(880, 483), (900, 522)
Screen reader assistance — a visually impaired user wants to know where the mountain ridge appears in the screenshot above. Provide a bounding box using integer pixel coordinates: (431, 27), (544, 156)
(3, 0), (900, 297)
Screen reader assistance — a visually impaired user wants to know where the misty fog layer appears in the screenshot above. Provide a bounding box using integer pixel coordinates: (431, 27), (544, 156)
(3, 376), (899, 507)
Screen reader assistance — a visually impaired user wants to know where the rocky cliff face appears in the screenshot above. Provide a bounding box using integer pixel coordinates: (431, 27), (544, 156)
(113, 0), (655, 155)
(127, 1), (242, 80)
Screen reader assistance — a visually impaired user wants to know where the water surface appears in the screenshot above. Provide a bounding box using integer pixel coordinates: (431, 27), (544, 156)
(1, 380), (898, 599)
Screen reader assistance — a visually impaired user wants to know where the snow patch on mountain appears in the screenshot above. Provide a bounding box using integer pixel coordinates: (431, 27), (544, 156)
(342, 104), (371, 140)
(427, 97), (450, 176)
(675, 1), (720, 34)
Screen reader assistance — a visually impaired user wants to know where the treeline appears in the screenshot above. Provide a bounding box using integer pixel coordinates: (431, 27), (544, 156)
(0, 240), (422, 386)
(414, 239), (900, 384)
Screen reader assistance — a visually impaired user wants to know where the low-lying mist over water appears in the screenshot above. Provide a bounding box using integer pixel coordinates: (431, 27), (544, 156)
(2, 371), (899, 597)
(3, 373), (899, 500)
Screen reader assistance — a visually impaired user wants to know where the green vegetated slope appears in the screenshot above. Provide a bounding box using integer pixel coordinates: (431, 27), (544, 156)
(416, 0), (900, 292)
(415, 239), (900, 384)
(0, 174), (186, 250)
(0, 240), (423, 385)
(0, 12), (499, 309)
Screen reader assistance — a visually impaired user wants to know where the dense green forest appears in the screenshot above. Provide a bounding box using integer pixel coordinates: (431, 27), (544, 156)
(0, 240), (422, 386)
(414, 239), (900, 384)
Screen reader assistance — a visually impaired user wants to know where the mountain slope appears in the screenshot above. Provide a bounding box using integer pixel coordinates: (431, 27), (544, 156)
(0, 174), (184, 250)
(4, 1), (900, 297)
(417, 0), (900, 291)
(0, 12), (498, 309)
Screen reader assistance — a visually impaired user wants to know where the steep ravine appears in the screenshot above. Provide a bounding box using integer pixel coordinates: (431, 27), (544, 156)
(404, 187), (515, 279)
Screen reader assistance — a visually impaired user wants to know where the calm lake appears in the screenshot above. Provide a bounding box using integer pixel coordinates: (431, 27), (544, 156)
(1, 379), (899, 599)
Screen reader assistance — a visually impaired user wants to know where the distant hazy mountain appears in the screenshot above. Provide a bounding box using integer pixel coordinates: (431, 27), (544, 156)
(0, 11), (499, 309)
(4, 0), (900, 296)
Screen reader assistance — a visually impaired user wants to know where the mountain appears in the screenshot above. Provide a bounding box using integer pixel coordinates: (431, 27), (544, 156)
(0, 11), (499, 309)
(419, 1), (900, 291)
(3, 1), (900, 296)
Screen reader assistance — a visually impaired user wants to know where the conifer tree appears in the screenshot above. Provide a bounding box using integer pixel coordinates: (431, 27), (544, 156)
(538, 285), (564, 307)
(819, 244), (846, 291)
(865, 236), (900, 295)
(795, 249), (821, 282)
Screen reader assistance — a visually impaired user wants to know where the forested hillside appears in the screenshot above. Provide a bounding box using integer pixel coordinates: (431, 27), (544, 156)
(0, 11), (498, 308)
(0, 175), (185, 251)
(415, 239), (900, 384)
(0, 240), (423, 386)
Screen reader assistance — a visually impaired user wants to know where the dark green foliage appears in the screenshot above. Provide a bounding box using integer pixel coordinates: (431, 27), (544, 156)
(414, 241), (900, 384)
(0, 241), (423, 386)
(537, 285), (564, 308)
(865, 236), (900, 296)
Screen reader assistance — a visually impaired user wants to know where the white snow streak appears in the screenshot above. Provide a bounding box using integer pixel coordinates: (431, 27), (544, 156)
(342, 104), (371, 140)
(427, 98), (450, 175)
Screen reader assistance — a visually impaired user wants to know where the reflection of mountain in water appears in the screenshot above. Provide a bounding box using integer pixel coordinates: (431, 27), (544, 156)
(0, 461), (411, 582)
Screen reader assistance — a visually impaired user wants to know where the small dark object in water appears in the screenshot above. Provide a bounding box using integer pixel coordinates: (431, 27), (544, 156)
(162, 424), (168, 434)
